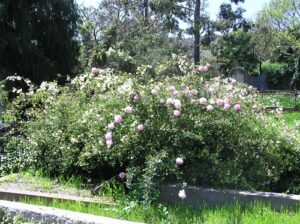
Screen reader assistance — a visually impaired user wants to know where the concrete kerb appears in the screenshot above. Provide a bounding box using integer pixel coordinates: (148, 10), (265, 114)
(0, 200), (144, 224)
(0, 188), (116, 206)
(159, 185), (300, 210)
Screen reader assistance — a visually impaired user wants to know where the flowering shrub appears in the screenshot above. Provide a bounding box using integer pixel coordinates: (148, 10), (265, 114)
(1, 63), (300, 202)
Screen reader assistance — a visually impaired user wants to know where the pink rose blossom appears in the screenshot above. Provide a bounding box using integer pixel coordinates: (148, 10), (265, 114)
(183, 86), (189, 92)
(207, 105), (214, 111)
(173, 110), (181, 117)
(216, 99), (224, 106)
(151, 89), (158, 95)
(224, 104), (231, 111)
(173, 90), (179, 96)
(118, 172), (126, 180)
(199, 65), (208, 73)
(105, 132), (112, 141)
(199, 97), (207, 105)
(224, 98), (230, 104)
(125, 106), (133, 114)
(174, 99), (182, 109)
(176, 157), (184, 165)
(137, 124), (145, 132)
(178, 189), (186, 199)
(168, 86), (176, 92)
(91, 67), (99, 75)
(166, 98), (173, 105)
(183, 89), (190, 96)
(114, 115), (123, 124)
(231, 79), (237, 85)
(106, 140), (113, 148)
(234, 104), (241, 111)
(108, 123), (115, 130)
(133, 95), (140, 103)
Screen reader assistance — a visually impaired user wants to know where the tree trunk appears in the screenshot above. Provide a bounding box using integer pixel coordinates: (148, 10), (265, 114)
(144, 0), (149, 26)
(193, 0), (201, 65)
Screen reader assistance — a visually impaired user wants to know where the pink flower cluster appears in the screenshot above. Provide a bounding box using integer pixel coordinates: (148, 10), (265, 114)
(105, 132), (113, 148)
(105, 104), (145, 148)
(114, 115), (123, 124)
(133, 94), (140, 103)
(176, 157), (184, 165)
(198, 64), (211, 73)
(118, 172), (126, 180)
(182, 86), (190, 96)
(169, 99), (182, 117)
(124, 106), (133, 114)
(137, 124), (145, 132)
(214, 98), (241, 112)
(166, 97), (183, 117)
(91, 67), (99, 75)
(104, 114), (124, 148)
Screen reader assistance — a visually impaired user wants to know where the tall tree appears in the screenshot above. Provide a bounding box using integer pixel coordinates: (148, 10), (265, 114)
(251, 16), (276, 74)
(211, 30), (258, 74)
(189, 0), (246, 64)
(0, 0), (79, 84)
(193, 0), (201, 64)
(258, 0), (300, 88)
(215, 1), (250, 34)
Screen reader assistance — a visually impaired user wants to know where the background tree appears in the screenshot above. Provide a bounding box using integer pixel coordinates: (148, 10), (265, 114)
(215, 1), (251, 34)
(210, 0), (257, 74)
(0, 0), (79, 84)
(211, 30), (258, 74)
(250, 16), (276, 74)
(77, 0), (190, 72)
(258, 0), (300, 88)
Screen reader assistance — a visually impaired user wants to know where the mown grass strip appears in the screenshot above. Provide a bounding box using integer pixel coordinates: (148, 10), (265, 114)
(19, 197), (300, 224)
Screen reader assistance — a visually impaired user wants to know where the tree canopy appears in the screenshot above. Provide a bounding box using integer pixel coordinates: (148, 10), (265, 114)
(0, 0), (79, 83)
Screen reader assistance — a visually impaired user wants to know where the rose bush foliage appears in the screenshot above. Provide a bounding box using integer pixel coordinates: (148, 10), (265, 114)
(1, 61), (300, 201)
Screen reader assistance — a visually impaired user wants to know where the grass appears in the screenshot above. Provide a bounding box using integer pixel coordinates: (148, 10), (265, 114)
(0, 113), (16, 123)
(0, 171), (112, 204)
(283, 112), (300, 128)
(1, 173), (300, 223)
(258, 93), (300, 129)
(259, 93), (300, 108)
(18, 197), (300, 224)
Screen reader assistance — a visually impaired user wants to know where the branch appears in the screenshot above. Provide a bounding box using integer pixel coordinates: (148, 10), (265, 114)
(292, 0), (300, 19)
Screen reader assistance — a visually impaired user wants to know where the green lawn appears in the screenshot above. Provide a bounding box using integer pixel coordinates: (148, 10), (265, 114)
(283, 112), (300, 128)
(19, 197), (300, 224)
(259, 93), (300, 108)
(1, 172), (299, 224)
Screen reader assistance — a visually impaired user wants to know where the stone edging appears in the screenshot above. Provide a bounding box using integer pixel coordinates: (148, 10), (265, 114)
(159, 185), (300, 210)
(0, 188), (115, 205)
(0, 200), (144, 224)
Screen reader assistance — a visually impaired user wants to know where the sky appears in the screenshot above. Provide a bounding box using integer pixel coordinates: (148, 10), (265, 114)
(76, 0), (271, 21)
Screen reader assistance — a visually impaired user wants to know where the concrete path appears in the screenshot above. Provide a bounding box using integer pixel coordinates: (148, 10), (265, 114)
(160, 185), (300, 210)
